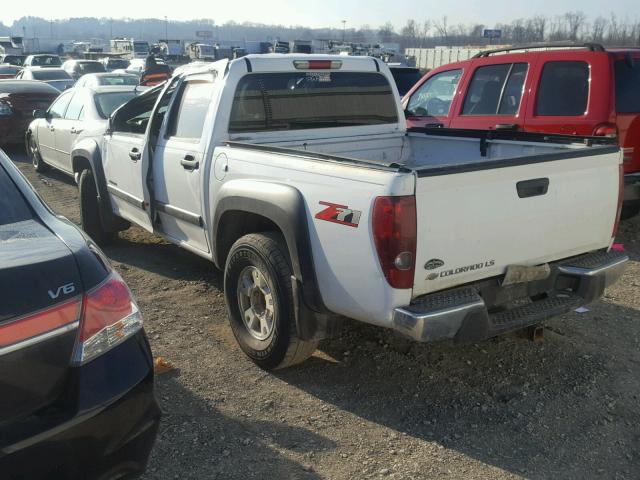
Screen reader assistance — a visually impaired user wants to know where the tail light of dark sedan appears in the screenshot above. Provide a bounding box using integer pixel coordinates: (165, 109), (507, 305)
(72, 271), (143, 364)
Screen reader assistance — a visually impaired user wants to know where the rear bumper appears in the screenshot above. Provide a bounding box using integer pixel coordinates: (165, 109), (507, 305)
(624, 172), (640, 203)
(392, 249), (628, 343)
(1, 332), (160, 480)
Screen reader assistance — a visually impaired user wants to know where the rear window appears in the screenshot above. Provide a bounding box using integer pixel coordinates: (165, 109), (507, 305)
(0, 80), (58, 95)
(31, 56), (61, 67)
(107, 59), (130, 69)
(0, 164), (32, 226)
(229, 72), (398, 133)
(536, 61), (589, 116)
(98, 75), (138, 86)
(614, 59), (640, 113)
(78, 62), (105, 74)
(31, 69), (71, 80)
(94, 91), (138, 118)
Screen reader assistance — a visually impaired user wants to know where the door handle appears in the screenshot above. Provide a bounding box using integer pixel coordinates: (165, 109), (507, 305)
(495, 123), (519, 131)
(181, 155), (199, 170)
(424, 123), (444, 129)
(49, 125), (55, 132)
(517, 178), (549, 198)
(70, 127), (83, 134)
(129, 148), (141, 161)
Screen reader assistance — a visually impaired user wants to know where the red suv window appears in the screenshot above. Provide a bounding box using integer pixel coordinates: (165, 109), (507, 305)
(614, 60), (640, 113)
(462, 63), (528, 116)
(536, 61), (589, 116)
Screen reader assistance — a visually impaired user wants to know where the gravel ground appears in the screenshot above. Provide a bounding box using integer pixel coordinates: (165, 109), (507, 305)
(5, 145), (640, 480)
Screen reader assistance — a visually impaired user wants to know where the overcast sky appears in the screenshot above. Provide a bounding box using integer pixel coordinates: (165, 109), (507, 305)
(2, 0), (638, 29)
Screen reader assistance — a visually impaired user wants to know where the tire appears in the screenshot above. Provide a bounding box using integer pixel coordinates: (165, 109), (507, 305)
(29, 135), (48, 173)
(620, 205), (640, 221)
(224, 232), (318, 370)
(79, 169), (115, 246)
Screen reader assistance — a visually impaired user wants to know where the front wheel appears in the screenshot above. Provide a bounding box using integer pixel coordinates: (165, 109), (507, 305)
(224, 233), (318, 370)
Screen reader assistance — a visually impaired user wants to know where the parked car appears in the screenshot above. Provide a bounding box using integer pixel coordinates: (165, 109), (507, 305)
(0, 148), (159, 479)
(388, 64), (423, 96)
(0, 80), (59, 145)
(27, 85), (140, 175)
(402, 42), (640, 218)
(61, 59), (107, 80)
(100, 56), (131, 72)
(0, 64), (21, 79)
(127, 58), (171, 86)
(16, 67), (75, 91)
(23, 54), (62, 67)
(70, 55), (627, 370)
(0, 54), (25, 66)
(75, 72), (140, 88)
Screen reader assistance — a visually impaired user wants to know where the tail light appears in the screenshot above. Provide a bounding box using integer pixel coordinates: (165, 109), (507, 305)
(612, 163), (624, 238)
(72, 271), (143, 364)
(372, 196), (417, 289)
(593, 123), (618, 138)
(0, 299), (80, 354)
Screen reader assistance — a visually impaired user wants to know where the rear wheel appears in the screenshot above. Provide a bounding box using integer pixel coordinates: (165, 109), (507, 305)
(79, 169), (115, 246)
(29, 135), (48, 173)
(224, 232), (318, 370)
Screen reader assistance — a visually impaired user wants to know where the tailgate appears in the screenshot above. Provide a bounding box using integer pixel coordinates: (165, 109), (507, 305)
(412, 147), (621, 296)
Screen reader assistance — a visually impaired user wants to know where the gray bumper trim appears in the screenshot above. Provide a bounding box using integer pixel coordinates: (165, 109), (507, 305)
(392, 250), (629, 343)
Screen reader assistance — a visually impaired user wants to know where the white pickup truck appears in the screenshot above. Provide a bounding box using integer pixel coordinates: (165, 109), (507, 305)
(70, 55), (628, 370)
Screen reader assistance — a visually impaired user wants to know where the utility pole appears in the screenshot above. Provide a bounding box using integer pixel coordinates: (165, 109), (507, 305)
(164, 16), (168, 40)
(342, 20), (346, 42)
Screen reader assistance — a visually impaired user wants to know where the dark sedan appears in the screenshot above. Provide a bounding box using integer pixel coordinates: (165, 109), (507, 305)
(0, 80), (59, 145)
(0, 149), (160, 479)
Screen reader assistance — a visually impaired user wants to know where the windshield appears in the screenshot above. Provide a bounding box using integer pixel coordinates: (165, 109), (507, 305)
(3, 55), (24, 66)
(615, 59), (640, 113)
(31, 69), (71, 80)
(229, 71), (398, 133)
(78, 62), (105, 74)
(31, 56), (61, 67)
(94, 91), (138, 118)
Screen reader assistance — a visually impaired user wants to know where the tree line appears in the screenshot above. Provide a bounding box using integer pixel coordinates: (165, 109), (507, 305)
(1, 12), (638, 48)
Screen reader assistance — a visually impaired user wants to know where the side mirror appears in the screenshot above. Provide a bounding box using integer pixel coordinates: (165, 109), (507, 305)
(33, 109), (46, 119)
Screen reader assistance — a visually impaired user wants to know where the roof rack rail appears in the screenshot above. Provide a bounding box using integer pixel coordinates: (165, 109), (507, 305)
(472, 42), (606, 58)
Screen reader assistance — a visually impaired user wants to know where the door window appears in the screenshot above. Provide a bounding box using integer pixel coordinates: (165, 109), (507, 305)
(536, 61), (589, 116)
(166, 81), (215, 139)
(48, 91), (73, 119)
(462, 63), (528, 115)
(64, 93), (85, 120)
(405, 69), (462, 117)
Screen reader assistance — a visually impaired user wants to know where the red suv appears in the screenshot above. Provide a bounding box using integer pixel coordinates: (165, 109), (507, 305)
(403, 43), (640, 218)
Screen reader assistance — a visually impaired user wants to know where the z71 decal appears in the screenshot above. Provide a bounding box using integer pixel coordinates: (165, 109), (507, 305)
(315, 201), (362, 228)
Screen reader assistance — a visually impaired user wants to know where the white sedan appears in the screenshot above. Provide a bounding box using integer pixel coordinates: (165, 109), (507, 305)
(27, 85), (141, 176)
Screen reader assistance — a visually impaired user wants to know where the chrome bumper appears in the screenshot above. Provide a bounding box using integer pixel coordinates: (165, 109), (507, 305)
(392, 249), (629, 343)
